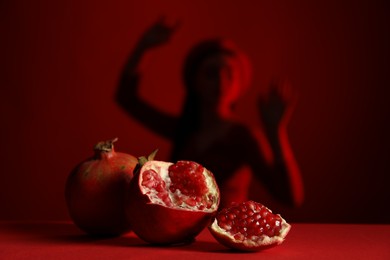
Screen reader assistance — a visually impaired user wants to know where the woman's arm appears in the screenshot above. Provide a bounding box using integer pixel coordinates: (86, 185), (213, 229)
(250, 79), (304, 207)
(116, 18), (180, 139)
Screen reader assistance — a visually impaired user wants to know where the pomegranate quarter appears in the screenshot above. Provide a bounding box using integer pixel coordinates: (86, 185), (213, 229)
(209, 201), (291, 251)
(126, 159), (220, 245)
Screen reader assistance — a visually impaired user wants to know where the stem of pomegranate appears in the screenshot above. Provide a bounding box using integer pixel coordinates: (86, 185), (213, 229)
(94, 138), (118, 152)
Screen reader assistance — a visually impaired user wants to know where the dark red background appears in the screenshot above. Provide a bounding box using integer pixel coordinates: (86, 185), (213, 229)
(1, 0), (389, 223)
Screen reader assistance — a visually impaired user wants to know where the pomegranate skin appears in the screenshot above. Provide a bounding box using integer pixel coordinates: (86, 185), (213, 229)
(65, 139), (138, 236)
(125, 160), (220, 245)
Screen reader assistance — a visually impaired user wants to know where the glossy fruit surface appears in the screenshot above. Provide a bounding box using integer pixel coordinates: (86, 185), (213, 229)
(209, 200), (291, 251)
(126, 159), (220, 244)
(65, 138), (138, 236)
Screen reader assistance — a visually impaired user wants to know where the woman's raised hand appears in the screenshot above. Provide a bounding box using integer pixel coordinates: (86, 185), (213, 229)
(258, 79), (298, 130)
(138, 17), (180, 49)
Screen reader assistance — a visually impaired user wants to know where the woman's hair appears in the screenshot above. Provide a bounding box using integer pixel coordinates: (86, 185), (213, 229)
(182, 38), (252, 97)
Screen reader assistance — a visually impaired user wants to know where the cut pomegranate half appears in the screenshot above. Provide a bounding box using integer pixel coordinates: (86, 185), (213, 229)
(209, 201), (291, 251)
(126, 159), (220, 245)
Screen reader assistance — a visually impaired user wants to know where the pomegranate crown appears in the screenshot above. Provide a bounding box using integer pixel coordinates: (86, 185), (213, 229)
(133, 149), (159, 175)
(94, 137), (118, 152)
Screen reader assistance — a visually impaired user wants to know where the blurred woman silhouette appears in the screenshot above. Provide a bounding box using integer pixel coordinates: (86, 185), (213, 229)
(116, 18), (304, 208)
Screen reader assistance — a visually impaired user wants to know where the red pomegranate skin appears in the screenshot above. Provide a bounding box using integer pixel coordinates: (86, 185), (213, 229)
(65, 139), (138, 236)
(125, 160), (220, 245)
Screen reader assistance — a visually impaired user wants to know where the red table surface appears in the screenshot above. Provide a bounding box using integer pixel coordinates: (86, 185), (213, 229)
(0, 221), (389, 259)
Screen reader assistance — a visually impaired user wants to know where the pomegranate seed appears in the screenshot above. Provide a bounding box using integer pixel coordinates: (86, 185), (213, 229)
(238, 219), (247, 227)
(247, 201), (256, 211)
(238, 212), (248, 219)
(248, 221), (258, 229)
(185, 197), (197, 207)
(219, 222), (231, 231)
(142, 170), (160, 188)
(227, 213), (235, 220)
(230, 226), (238, 233)
(155, 183), (165, 192)
(234, 233), (244, 241)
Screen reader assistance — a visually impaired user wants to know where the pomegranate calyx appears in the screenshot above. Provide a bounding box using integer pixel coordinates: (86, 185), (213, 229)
(134, 149), (159, 175)
(94, 138), (118, 152)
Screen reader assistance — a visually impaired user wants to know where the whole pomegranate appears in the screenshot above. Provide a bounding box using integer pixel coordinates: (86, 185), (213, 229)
(65, 138), (138, 236)
(126, 157), (220, 245)
(208, 201), (291, 251)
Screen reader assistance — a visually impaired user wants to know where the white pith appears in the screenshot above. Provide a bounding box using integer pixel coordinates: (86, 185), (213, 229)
(211, 214), (291, 248)
(139, 160), (219, 212)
